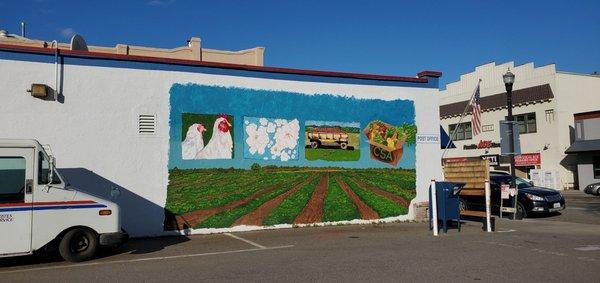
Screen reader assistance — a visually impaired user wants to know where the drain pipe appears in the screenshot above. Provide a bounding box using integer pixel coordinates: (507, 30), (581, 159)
(50, 40), (59, 100)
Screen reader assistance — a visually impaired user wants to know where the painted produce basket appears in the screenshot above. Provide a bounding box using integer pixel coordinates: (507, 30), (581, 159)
(364, 120), (406, 166)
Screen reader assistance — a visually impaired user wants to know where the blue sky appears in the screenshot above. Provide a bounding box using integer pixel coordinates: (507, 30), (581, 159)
(2, 0), (598, 88)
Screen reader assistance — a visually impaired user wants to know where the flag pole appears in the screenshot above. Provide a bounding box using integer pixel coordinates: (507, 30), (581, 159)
(441, 79), (482, 160)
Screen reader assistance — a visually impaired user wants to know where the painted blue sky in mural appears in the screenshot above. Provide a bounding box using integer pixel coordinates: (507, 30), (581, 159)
(306, 120), (359, 128)
(168, 84), (416, 170)
(244, 117), (300, 162)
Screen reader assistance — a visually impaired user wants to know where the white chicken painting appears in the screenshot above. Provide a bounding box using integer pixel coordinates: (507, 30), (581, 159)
(181, 113), (234, 160)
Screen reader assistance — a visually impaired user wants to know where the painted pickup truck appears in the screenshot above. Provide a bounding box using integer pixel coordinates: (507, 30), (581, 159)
(306, 126), (351, 150)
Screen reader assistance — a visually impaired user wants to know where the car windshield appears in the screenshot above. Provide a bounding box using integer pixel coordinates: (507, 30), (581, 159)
(492, 175), (532, 189)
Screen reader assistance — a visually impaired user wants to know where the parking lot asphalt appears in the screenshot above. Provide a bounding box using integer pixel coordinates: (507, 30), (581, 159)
(1, 190), (599, 282)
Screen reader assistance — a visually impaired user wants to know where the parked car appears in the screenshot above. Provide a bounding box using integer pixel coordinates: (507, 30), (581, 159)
(460, 173), (565, 219)
(584, 182), (600, 196)
(490, 170), (510, 176)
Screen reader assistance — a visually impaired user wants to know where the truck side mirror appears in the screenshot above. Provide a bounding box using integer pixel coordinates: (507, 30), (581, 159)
(48, 156), (56, 184)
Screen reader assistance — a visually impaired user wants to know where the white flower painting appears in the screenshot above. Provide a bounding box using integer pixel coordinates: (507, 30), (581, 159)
(244, 117), (299, 161)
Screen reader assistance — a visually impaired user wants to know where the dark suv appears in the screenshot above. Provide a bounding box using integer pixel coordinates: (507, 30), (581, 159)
(460, 174), (566, 219)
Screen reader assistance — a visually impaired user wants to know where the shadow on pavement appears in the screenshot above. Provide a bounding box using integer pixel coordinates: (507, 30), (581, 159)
(0, 236), (190, 268)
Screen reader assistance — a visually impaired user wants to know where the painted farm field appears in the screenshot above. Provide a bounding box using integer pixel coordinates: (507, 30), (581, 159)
(164, 166), (416, 230)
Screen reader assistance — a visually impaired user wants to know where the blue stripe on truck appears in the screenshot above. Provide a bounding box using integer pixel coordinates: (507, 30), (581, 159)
(0, 204), (107, 212)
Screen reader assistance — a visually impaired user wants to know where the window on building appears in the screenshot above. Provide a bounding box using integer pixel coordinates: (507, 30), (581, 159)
(545, 109), (555, 123)
(0, 157), (26, 203)
(594, 157), (600, 179)
(514, 113), (537, 134)
(448, 122), (472, 141)
(575, 121), (584, 141)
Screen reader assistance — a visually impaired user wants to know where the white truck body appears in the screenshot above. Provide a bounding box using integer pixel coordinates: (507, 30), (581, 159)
(0, 139), (126, 260)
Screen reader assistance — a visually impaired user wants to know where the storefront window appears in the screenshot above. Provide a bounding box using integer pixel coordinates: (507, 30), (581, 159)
(448, 122), (472, 141)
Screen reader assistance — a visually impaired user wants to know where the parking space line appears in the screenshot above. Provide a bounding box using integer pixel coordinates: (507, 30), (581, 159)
(225, 232), (267, 249)
(0, 245), (294, 275)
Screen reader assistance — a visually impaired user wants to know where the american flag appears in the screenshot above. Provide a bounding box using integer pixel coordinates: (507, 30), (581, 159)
(470, 83), (482, 136)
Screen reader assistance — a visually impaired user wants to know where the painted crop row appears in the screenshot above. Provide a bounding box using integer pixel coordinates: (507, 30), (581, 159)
(165, 167), (415, 229)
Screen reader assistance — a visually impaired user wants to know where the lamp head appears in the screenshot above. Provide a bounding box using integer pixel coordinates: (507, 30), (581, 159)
(503, 69), (515, 86)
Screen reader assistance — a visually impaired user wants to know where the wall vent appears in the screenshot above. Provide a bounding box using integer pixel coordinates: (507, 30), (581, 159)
(138, 114), (156, 135)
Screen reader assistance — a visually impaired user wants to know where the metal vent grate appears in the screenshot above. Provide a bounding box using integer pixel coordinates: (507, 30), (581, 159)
(138, 114), (156, 135)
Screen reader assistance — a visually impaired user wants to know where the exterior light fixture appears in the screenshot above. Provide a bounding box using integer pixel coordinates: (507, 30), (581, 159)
(27, 83), (50, 98)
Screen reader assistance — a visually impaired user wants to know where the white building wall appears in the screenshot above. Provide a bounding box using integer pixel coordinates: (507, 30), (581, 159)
(0, 56), (442, 236)
(440, 62), (600, 190)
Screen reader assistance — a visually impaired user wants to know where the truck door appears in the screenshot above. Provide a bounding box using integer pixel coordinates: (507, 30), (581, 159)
(0, 148), (34, 255)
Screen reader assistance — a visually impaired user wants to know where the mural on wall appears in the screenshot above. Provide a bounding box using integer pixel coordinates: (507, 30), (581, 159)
(165, 84), (417, 231)
(181, 113), (234, 160)
(305, 121), (360, 162)
(364, 121), (417, 166)
(244, 117), (300, 161)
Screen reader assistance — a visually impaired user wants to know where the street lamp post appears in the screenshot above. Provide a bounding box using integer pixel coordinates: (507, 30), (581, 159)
(503, 69), (517, 220)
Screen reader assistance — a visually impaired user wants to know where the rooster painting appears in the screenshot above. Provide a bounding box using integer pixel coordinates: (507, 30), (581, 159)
(195, 114), (233, 159)
(181, 123), (206, 159)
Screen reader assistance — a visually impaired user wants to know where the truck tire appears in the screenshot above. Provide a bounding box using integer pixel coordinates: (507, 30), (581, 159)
(59, 228), (98, 262)
(340, 142), (348, 150)
(310, 141), (320, 149)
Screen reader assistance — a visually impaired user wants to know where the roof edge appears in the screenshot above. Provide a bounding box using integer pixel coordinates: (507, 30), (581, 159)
(0, 43), (437, 84)
(417, 71), (443, 78)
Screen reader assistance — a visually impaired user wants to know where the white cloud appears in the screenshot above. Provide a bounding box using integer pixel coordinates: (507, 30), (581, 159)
(245, 123), (269, 155)
(60, 28), (75, 39)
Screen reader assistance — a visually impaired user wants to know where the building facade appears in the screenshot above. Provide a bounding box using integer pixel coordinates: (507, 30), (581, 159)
(439, 62), (600, 190)
(0, 42), (442, 237)
(0, 29), (265, 66)
(566, 111), (600, 188)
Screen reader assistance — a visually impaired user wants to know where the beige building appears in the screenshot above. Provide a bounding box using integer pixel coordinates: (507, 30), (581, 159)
(0, 29), (264, 66)
(439, 62), (600, 190)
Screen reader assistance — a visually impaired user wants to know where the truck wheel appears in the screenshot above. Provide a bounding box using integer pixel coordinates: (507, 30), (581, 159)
(310, 141), (319, 149)
(59, 228), (98, 262)
(340, 142), (348, 150)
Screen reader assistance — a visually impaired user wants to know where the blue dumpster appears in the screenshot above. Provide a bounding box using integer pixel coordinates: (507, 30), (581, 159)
(429, 181), (465, 233)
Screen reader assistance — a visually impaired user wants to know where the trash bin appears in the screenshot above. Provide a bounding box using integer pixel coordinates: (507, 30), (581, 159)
(429, 181), (465, 233)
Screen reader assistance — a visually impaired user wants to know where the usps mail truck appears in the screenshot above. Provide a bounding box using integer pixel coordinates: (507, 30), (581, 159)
(0, 139), (127, 262)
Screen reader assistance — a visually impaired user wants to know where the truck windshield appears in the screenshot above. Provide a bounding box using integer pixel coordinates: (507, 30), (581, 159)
(38, 152), (61, 185)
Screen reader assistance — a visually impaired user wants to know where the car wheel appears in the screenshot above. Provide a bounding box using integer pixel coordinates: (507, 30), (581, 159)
(459, 199), (468, 212)
(59, 228), (98, 262)
(515, 202), (527, 220)
(340, 142), (348, 150)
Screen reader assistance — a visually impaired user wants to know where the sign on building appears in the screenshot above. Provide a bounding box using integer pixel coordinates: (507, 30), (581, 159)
(500, 120), (521, 155)
(480, 154), (500, 166)
(530, 169), (559, 190)
(515, 153), (541, 166)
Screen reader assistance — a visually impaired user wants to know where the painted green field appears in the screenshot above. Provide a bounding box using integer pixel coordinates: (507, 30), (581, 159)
(304, 132), (361, 161)
(304, 148), (361, 161)
(165, 167), (416, 230)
